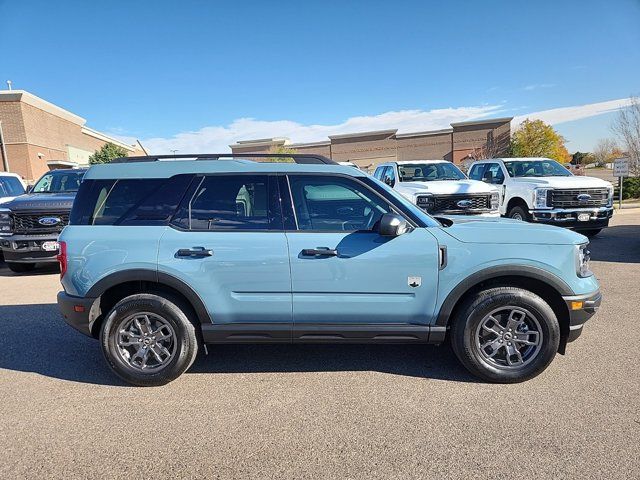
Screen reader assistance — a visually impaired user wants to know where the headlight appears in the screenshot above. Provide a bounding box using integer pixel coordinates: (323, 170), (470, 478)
(533, 188), (551, 209)
(0, 210), (12, 235)
(576, 243), (592, 278)
(490, 191), (499, 209)
(415, 193), (434, 211)
(607, 185), (614, 207)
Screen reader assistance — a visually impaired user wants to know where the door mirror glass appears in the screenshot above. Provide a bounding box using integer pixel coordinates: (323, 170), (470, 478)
(378, 213), (409, 237)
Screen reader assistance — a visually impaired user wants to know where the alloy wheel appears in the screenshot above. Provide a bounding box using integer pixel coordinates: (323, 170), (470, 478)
(474, 306), (543, 369)
(115, 312), (176, 373)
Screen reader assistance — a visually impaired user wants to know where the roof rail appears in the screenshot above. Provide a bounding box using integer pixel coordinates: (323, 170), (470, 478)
(110, 153), (338, 165)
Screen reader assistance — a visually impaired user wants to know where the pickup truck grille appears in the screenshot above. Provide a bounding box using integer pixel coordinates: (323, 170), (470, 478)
(11, 212), (69, 234)
(548, 188), (609, 208)
(418, 194), (491, 214)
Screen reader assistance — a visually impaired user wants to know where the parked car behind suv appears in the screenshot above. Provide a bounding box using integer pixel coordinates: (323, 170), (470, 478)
(373, 160), (499, 216)
(0, 172), (27, 205)
(0, 168), (86, 272)
(469, 158), (614, 236)
(57, 154), (600, 386)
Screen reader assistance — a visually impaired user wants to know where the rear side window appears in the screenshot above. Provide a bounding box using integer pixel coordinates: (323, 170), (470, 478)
(172, 175), (281, 231)
(468, 164), (485, 180)
(70, 175), (193, 226)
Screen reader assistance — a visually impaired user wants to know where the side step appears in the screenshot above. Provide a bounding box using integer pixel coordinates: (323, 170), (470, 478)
(201, 323), (446, 344)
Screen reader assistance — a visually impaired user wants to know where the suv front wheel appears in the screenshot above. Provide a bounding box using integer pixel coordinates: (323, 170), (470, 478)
(100, 293), (199, 386)
(451, 287), (560, 383)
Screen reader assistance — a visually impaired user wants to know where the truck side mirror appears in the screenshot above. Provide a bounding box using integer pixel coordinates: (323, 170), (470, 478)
(378, 213), (409, 237)
(482, 171), (493, 183)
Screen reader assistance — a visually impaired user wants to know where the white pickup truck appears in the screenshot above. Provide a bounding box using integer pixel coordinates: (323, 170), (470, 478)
(373, 160), (500, 216)
(468, 157), (614, 236)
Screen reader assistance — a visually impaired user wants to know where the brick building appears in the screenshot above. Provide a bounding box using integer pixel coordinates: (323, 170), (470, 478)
(0, 90), (142, 181)
(230, 117), (512, 171)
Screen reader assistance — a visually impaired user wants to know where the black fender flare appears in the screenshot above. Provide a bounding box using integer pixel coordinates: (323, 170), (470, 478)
(86, 269), (211, 324)
(435, 265), (573, 326)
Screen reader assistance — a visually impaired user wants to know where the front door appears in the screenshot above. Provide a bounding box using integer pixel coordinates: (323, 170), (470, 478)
(157, 174), (292, 330)
(283, 174), (440, 328)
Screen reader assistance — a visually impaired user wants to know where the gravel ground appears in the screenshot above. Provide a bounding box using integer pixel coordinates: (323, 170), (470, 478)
(0, 212), (638, 479)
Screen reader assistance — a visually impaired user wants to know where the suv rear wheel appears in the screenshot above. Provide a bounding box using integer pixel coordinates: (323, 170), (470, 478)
(100, 293), (199, 386)
(451, 287), (560, 383)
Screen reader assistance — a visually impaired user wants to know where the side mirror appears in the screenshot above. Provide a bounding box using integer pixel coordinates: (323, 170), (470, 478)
(384, 177), (394, 187)
(26, 185), (33, 193)
(482, 172), (493, 183)
(378, 213), (409, 237)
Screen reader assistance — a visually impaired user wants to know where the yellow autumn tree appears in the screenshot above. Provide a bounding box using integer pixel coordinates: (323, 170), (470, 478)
(510, 119), (570, 163)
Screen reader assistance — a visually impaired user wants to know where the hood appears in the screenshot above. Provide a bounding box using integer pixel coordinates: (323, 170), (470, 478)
(1, 192), (77, 212)
(439, 215), (586, 245)
(397, 179), (498, 196)
(512, 175), (612, 188)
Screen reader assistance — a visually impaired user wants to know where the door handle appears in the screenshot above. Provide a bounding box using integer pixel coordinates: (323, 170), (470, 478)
(301, 248), (338, 257)
(176, 247), (214, 258)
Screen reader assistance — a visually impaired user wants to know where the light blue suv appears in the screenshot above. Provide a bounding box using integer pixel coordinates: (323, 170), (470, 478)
(56, 154), (601, 386)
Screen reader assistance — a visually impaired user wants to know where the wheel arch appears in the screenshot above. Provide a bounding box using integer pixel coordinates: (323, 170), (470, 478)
(506, 196), (529, 212)
(85, 269), (211, 338)
(436, 266), (572, 353)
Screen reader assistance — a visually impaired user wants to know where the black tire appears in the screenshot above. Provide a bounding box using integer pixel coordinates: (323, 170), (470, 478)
(507, 205), (530, 222)
(100, 293), (199, 386)
(451, 287), (560, 383)
(580, 229), (602, 238)
(7, 262), (36, 273)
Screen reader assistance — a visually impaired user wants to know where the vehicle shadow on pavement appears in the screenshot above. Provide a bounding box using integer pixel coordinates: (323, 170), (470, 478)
(188, 343), (478, 383)
(0, 263), (60, 277)
(0, 303), (128, 386)
(0, 302), (477, 384)
(588, 224), (640, 264)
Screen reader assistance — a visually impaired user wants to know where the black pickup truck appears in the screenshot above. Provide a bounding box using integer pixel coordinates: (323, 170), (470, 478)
(0, 168), (86, 273)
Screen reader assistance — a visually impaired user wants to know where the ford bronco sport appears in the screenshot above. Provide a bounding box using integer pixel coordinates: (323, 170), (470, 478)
(468, 158), (614, 237)
(57, 154), (601, 386)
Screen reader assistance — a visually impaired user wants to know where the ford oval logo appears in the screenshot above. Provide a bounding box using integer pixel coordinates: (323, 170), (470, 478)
(577, 194), (591, 202)
(38, 216), (61, 226)
(456, 199), (473, 209)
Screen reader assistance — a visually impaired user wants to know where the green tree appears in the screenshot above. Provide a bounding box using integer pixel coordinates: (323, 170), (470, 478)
(571, 151), (595, 166)
(88, 142), (129, 165)
(510, 119), (570, 163)
(267, 145), (298, 163)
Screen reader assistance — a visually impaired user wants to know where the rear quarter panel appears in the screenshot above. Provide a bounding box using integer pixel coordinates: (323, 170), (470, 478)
(59, 226), (163, 297)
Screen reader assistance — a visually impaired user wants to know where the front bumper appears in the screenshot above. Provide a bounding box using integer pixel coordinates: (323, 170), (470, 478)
(0, 234), (60, 263)
(563, 289), (602, 342)
(57, 291), (100, 338)
(530, 206), (613, 230)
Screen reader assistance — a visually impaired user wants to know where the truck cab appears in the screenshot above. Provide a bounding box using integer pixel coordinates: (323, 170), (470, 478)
(373, 160), (500, 217)
(468, 158), (614, 236)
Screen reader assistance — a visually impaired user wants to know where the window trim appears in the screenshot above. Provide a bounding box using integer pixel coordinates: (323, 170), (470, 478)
(169, 173), (284, 233)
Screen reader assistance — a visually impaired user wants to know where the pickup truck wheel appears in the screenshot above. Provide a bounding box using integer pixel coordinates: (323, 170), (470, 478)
(100, 293), (199, 386)
(451, 287), (560, 383)
(7, 262), (36, 273)
(507, 205), (529, 221)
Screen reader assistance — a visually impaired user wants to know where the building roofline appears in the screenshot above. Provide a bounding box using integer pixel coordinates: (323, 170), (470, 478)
(328, 129), (398, 140)
(229, 137), (291, 149)
(80, 126), (136, 151)
(450, 116), (513, 127)
(0, 89), (86, 126)
(396, 128), (453, 139)
(288, 140), (331, 148)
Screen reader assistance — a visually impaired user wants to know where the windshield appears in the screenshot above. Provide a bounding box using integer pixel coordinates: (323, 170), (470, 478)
(504, 160), (572, 177)
(398, 163), (466, 181)
(32, 171), (85, 193)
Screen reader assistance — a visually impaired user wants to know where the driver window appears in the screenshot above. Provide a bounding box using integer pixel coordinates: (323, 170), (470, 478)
(288, 175), (391, 231)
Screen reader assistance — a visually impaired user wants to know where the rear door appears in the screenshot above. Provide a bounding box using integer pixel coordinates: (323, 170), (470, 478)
(282, 173), (440, 328)
(157, 174), (292, 333)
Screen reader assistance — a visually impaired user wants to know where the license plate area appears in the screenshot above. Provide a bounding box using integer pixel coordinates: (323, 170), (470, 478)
(42, 241), (59, 252)
(577, 213), (591, 222)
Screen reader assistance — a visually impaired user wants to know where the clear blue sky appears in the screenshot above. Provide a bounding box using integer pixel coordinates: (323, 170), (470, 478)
(1, 0), (639, 152)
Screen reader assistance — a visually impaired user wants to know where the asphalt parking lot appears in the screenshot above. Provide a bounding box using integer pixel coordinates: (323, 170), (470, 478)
(1, 213), (639, 479)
